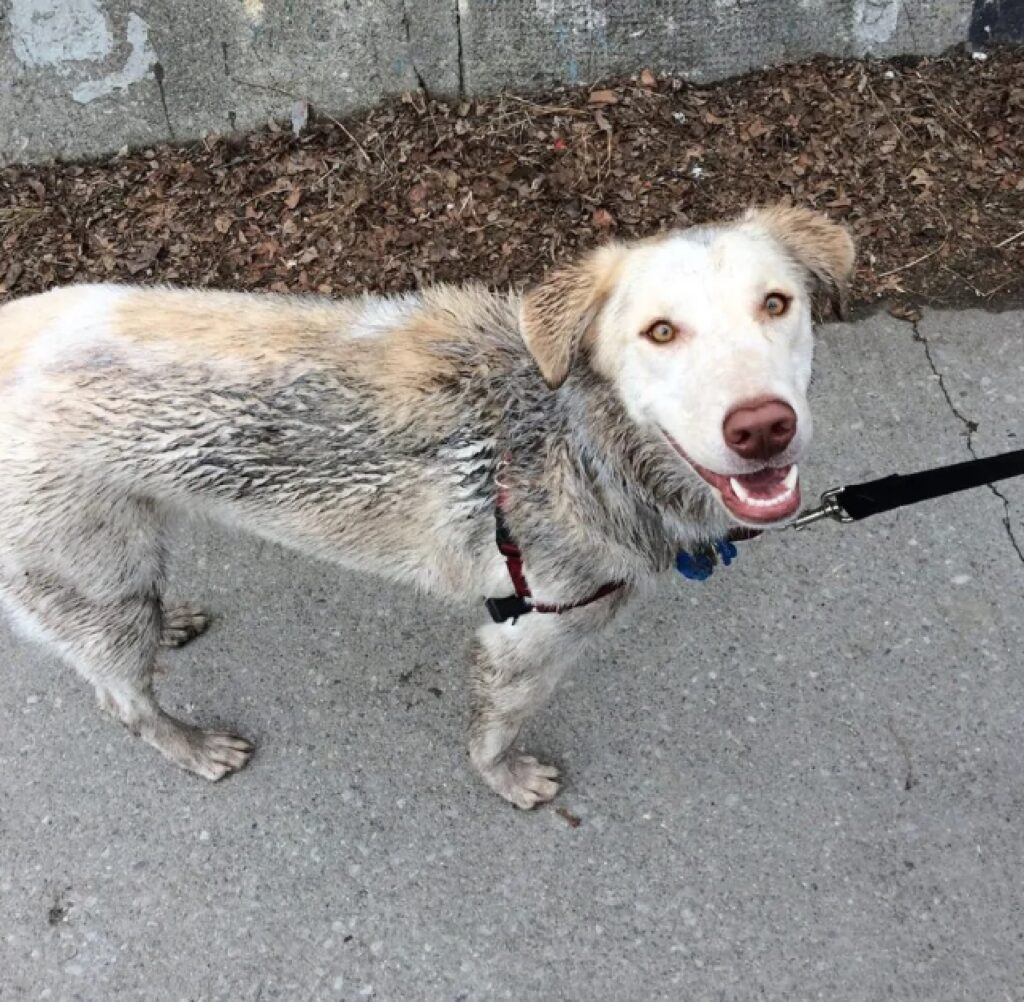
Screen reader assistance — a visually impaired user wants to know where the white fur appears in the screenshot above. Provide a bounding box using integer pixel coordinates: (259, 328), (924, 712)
(344, 293), (420, 339)
(590, 225), (814, 479)
(19, 284), (128, 374)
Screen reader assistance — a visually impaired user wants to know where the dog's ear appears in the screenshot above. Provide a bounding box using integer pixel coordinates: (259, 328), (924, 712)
(519, 244), (625, 389)
(744, 205), (856, 319)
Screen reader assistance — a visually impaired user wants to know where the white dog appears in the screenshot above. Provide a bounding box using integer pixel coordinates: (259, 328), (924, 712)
(0, 205), (853, 808)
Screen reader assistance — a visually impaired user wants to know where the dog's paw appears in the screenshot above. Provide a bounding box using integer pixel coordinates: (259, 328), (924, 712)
(177, 729), (254, 781)
(481, 753), (560, 810)
(160, 604), (210, 648)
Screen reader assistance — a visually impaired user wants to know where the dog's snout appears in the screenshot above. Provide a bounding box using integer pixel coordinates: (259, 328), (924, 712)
(722, 398), (797, 461)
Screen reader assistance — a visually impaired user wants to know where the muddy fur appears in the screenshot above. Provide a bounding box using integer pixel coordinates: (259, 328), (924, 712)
(0, 207), (852, 808)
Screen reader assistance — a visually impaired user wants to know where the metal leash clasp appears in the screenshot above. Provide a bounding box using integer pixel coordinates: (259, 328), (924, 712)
(790, 486), (853, 530)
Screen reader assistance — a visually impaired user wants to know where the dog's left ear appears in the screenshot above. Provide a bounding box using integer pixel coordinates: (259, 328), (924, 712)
(744, 205), (856, 319)
(519, 244), (625, 389)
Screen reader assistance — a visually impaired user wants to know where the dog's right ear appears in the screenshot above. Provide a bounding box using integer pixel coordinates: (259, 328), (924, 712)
(519, 245), (625, 389)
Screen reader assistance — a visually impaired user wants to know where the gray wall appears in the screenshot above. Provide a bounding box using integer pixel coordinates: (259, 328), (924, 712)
(0, 0), (1001, 163)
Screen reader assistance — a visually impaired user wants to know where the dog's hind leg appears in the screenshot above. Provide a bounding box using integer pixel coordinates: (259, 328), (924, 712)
(0, 493), (251, 781)
(4, 571), (251, 780)
(468, 599), (625, 809)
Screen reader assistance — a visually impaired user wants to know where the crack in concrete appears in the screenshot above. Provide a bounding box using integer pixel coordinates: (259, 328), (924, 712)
(400, 2), (431, 98)
(454, 0), (466, 98)
(152, 61), (175, 140)
(911, 319), (1024, 565)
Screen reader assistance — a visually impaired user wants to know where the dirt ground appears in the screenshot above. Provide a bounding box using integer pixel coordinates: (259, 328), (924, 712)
(1, 47), (1022, 311)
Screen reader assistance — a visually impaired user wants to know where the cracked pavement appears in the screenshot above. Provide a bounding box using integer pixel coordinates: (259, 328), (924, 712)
(910, 311), (1024, 564)
(1, 309), (1022, 1001)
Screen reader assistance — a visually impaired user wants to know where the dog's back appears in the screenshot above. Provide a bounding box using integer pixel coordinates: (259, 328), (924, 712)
(0, 283), (508, 573)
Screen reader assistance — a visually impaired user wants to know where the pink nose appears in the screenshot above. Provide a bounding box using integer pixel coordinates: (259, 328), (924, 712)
(722, 398), (797, 461)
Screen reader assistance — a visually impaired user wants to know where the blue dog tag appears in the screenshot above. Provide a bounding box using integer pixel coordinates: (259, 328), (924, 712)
(675, 538), (739, 582)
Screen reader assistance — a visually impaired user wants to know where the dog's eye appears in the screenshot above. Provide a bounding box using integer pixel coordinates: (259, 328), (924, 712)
(764, 293), (790, 317)
(643, 320), (677, 344)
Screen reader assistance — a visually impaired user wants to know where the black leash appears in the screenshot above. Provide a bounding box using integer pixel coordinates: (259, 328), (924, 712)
(793, 447), (1024, 528)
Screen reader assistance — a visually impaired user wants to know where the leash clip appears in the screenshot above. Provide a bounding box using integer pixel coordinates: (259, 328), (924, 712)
(790, 486), (853, 531)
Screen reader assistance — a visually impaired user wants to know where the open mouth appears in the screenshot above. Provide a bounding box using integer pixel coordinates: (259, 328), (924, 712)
(663, 434), (802, 525)
(692, 462), (801, 524)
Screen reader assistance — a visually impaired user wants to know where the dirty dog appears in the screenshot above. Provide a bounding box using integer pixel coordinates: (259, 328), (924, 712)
(0, 206), (853, 808)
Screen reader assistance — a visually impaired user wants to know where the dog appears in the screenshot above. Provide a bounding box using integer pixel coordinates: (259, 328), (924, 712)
(0, 205), (853, 808)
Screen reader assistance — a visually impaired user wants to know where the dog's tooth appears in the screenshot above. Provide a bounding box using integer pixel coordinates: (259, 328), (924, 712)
(730, 476), (752, 503)
(783, 465), (799, 490)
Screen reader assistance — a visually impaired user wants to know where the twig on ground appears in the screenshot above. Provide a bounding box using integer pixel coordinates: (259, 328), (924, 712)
(876, 243), (945, 279)
(994, 228), (1024, 249)
(321, 114), (372, 167)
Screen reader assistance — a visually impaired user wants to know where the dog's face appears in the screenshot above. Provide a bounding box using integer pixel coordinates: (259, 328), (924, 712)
(520, 206), (854, 528)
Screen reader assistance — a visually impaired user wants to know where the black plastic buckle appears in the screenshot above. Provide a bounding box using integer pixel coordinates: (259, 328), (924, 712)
(484, 594), (533, 624)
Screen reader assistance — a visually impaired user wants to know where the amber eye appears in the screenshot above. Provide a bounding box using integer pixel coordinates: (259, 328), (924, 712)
(764, 292), (790, 317)
(644, 320), (677, 344)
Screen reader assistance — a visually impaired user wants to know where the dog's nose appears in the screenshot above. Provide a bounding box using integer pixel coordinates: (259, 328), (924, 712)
(722, 398), (797, 461)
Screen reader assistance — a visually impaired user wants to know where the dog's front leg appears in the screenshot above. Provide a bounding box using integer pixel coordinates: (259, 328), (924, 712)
(469, 599), (624, 809)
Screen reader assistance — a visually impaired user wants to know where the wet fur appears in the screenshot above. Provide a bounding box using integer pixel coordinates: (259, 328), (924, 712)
(0, 207), (853, 808)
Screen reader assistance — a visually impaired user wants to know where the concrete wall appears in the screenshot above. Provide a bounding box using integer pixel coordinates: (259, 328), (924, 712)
(0, 0), (1015, 163)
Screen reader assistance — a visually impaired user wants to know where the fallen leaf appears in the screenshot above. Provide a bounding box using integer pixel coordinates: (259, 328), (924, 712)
(588, 89), (619, 106)
(888, 301), (922, 323)
(556, 807), (582, 829)
(1, 261), (23, 291)
(639, 68), (657, 89)
(909, 167), (932, 189)
(284, 188), (302, 210)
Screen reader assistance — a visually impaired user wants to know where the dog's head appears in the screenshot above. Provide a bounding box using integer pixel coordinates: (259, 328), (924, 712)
(520, 205), (855, 528)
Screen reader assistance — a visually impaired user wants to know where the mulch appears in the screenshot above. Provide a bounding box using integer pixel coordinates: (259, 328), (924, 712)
(1, 47), (1022, 311)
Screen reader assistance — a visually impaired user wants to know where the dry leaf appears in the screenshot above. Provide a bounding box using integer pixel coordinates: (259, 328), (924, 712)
(1, 261), (23, 291)
(909, 167), (932, 189)
(888, 301), (922, 323)
(556, 807), (582, 828)
(639, 68), (657, 89)
(588, 89), (619, 106)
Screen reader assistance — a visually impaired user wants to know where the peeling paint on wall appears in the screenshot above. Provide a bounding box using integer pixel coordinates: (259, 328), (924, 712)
(11, 0), (113, 68)
(10, 0), (156, 106)
(71, 13), (156, 104)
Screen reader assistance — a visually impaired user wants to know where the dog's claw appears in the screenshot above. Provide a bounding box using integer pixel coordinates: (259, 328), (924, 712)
(481, 753), (561, 810)
(160, 604), (210, 648)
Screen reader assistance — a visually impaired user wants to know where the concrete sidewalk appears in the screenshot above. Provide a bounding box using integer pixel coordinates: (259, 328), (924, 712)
(1, 309), (1022, 1002)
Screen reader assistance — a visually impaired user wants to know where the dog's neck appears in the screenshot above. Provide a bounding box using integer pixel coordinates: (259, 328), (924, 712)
(498, 358), (732, 577)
